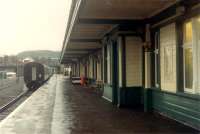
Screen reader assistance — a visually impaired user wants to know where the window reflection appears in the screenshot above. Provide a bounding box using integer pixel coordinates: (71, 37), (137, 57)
(183, 21), (193, 90)
(184, 48), (193, 89)
(184, 22), (193, 44)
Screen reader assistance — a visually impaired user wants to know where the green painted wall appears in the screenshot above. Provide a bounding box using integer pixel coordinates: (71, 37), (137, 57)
(118, 87), (143, 107)
(145, 89), (200, 130)
(103, 84), (113, 102)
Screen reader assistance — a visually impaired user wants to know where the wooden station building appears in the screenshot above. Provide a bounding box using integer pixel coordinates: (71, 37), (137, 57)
(60, 0), (200, 130)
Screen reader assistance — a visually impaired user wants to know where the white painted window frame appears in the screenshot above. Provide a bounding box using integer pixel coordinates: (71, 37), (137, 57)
(183, 17), (200, 94)
(154, 32), (160, 88)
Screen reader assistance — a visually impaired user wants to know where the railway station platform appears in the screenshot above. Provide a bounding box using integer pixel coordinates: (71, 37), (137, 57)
(0, 75), (198, 134)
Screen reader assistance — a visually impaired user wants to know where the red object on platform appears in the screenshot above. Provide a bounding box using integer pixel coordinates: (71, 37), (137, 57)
(80, 76), (85, 86)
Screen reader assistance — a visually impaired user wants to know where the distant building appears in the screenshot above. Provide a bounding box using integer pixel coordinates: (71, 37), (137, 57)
(0, 55), (18, 66)
(0, 57), (3, 65)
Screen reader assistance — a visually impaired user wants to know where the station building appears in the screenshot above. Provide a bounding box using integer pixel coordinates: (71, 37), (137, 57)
(60, 0), (200, 130)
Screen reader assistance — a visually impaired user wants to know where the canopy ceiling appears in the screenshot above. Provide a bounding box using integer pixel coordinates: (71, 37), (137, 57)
(61, 0), (178, 63)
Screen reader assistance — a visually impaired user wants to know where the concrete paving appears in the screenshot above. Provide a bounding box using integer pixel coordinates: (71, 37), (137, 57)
(0, 75), (198, 134)
(0, 76), (57, 134)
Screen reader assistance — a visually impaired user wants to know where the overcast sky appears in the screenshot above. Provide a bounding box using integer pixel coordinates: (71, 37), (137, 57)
(0, 0), (72, 55)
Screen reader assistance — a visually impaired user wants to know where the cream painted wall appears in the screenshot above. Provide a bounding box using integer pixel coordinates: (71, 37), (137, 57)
(80, 63), (85, 77)
(97, 61), (102, 81)
(97, 52), (102, 81)
(125, 37), (143, 87)
(89, 57), (93, 78)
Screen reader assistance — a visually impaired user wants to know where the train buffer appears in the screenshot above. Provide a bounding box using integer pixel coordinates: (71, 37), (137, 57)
(0, 75), (198, 134)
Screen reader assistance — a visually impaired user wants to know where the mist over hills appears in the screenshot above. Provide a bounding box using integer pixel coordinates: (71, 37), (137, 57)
(17, 50), (60, 59)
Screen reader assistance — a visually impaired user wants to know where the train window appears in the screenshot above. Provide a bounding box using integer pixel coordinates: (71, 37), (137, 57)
(32, 67), (37, 81)
(39, 74), (42, 78)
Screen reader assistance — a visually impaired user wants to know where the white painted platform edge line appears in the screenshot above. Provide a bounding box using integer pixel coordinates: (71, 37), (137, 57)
(102, 96), (112, 102)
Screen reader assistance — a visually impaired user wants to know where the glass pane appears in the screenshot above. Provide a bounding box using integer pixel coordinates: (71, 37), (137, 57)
(196, 17), (200, 91)
(198, 17), (200, 40)
(164, 47), (173, 81)
(184, 22), (193, 43)
(184, 48), (193, 89)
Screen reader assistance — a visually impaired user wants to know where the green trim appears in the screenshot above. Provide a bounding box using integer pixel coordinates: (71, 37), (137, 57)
(176, 21), (184, 92)
(150, 88), (200, 101)
(117, 87), (126, 106)
(103, 45), (107, 83)
(103, 84), (113, 102)
(118, 87), (143, 108)
(145, 88), (200, 130)
(143, 88), (152, 112)
(101, 49), (103, 80)
(112, 41), (118, 105)
(121, 36), (126, 87)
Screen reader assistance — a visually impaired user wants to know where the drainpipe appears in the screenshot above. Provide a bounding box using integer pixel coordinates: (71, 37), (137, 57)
(144, 24), (152, 112)
(144, 24), (152, 88)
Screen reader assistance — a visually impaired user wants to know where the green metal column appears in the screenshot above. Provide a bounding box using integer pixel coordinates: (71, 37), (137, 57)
(112, 40), (118, 105)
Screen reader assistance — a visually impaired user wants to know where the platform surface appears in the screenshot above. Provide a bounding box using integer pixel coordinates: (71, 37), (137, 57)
(0, 75), (198, 134)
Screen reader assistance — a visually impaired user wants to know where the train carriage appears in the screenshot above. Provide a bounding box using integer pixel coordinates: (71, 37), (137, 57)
(24, 62), (53, 90)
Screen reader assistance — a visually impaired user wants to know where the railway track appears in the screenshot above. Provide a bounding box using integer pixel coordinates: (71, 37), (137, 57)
(0, 90), (33, 121)
(0, 75), (52, 121)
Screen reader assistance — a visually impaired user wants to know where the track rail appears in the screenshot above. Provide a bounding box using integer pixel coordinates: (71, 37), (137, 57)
(0, 76), (52, 121)
(0, 91), (28, 113)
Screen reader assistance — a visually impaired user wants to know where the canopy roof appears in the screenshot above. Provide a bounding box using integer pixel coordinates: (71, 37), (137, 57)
(60, 0), (179, 64)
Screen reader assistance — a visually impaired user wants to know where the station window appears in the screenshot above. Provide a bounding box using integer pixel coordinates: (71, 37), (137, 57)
(183, 17), (200, 94)
(183, 21), (193, 90)
(160, 23), (177, 92)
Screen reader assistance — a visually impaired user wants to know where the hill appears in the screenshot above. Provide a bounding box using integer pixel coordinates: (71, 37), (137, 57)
(17, 50), (60, 59)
